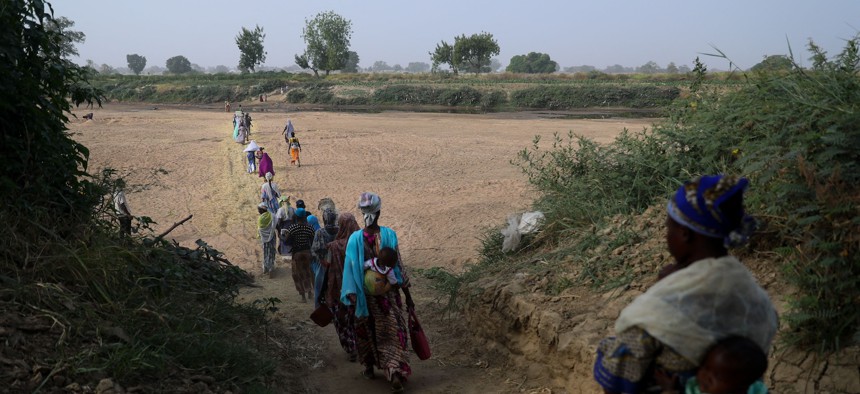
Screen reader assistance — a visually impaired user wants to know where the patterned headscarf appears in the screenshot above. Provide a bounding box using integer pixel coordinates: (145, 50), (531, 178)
(667, 174), (757, 248)
(358, 192), (381, 214)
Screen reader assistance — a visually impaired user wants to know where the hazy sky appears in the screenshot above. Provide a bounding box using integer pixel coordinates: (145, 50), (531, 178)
(52, 0), (859, 71)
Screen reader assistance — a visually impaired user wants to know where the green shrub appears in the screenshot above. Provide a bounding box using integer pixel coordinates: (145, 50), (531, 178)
(93, 73), (294, 103)
(286, 89), (307, 103)
(662, 42), (860, 351)
(0, 3), (287, 390)
(304, 84), (334, 104)
(509, 85), (680, 109)
(438, 86), (482, 106)
(480, 90), (507, 109)
(507, 39), (860, 351)
(373, 85), (438, 104)
(371, 85), (484, 106)
(332, 96), (370, 106)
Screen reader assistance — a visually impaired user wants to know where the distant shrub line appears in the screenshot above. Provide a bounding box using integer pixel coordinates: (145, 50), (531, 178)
(93, 73), (687, 110)
(509, 85), (680, 109)
(284, 83), (678, 110)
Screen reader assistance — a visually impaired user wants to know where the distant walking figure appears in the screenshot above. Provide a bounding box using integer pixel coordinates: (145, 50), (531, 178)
(288, 133), (302, 167)
(225, 101), (231, 112)
(282, 119), (295, 144)
(244, 140), (260, 174)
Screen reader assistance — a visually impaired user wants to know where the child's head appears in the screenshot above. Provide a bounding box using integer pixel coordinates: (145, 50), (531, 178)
(697, 336), (768, 394)
(378, 247), (397, 268)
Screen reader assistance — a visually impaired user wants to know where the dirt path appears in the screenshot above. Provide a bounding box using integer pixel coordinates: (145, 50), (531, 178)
(70, 103), (653, 393)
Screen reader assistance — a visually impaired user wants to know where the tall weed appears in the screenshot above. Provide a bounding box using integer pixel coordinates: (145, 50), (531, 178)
(507, 39), (860, 351)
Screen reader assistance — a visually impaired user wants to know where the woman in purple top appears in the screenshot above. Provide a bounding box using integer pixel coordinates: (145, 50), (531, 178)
(257, 147), (274, 178)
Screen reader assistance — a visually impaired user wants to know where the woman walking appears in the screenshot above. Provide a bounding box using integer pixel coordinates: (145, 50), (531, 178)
(594, 175), (778, 393)
(311, 209), (339, 309)
(260, 172), (279, 214)
(244, 140), (259, 174)
(341, 193), (413, 393)
(257, 147), (273, 178)
(324, 212), (361, 361)
(256, 202), (278, 276)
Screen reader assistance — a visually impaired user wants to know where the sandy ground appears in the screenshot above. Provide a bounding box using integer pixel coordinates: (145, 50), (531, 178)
(69, 103), (654, 393)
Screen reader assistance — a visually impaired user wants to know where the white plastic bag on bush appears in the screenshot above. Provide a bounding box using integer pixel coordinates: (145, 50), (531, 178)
(518, 211), (545, 234)
(501, 211), (545, 253)
(501, 213), (522, 253)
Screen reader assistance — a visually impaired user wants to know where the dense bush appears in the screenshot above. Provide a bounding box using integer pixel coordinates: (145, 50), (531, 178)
(509, 85), (680, 109)
(438, 86), (482, 106)
(662, 42), (860, 351)
(92, 73), (294, 103)
(286, 88), (307, 103)
(372, 85), (437, 104)
(332, 95), (371, 106)
(511, 40), (860, 351)
(90, 70), (734, 111)
(1, 2), (284, 391)
(372, 85), (483, 106)
(480, 90), (508, 110)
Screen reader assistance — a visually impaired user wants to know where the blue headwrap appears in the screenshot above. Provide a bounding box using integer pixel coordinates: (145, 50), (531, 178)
(307, 214), (321, 231)
(667, 174), (757, 248)
(294, 208), (307, 218)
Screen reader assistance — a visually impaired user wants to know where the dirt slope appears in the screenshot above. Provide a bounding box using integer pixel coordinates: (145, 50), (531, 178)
(69, 103), (650, 393)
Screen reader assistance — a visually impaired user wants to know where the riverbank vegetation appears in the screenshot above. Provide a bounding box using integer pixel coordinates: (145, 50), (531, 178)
(87, 69), (747, 111)
(443, 38), (860, 353)
(1, 2), (288, 391)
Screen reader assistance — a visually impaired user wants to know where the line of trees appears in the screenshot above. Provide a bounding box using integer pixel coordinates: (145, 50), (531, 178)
(66, 9), (798, 77)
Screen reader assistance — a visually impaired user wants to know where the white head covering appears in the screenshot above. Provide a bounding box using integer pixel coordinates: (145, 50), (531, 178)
(243, 140), (260, 152)
(265, 172), (273, 181)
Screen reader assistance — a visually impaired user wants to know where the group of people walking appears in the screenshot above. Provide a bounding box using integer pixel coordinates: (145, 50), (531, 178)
(237, 119), (415, 392)
(232, 108), (252, 145)
(231, 112), (773, 393)
(257, 192), (416, 393)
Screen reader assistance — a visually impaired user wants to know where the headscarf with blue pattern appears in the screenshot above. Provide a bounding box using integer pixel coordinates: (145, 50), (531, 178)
(666, 174), (757, 248)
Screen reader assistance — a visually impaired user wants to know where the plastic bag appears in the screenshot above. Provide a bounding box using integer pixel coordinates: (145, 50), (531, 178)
(501, 211), (545, 252)
(518, 211), (545, 234)
(501, 213), (522, 253)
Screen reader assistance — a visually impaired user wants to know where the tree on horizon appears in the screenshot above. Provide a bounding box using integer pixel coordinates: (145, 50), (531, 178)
(236, 25), (266, 73)
(295, 11), (353, 77)
(126, 54), (146, 75)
